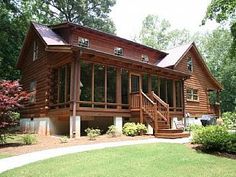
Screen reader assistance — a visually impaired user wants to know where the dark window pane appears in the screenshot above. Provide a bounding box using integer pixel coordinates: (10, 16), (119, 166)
(67, 64), (71, 102)
(176, 81), (182, 107)
(131, 75), (140, 93)
(160, 78), (166, 101)
(121, 69), (129, 104)
(59, 67), (65, 103)
(107, 67), (116, 103)
(167, 79), (173, 107)
(151, 75), (158, 95)
(142, 74), (148, 93)
(80, 61), (92, 102)
(94, 64), (105, 103)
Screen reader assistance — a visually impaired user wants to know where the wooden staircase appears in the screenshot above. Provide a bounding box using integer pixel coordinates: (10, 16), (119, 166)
(131, 90), (189, 139)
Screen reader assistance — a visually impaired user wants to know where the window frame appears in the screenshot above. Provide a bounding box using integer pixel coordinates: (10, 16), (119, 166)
(29, 81), (36, 104)
(33, 41), (39, 61)
(186, 88), (199, 102)
(187, 57), (193, 72)
(78, 37), (89, 47)
(114, 47), (124, 56)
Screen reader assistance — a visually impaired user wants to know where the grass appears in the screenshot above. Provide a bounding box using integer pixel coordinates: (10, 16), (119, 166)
(1, 143), (236, 177)
(0, 154), (10, 159)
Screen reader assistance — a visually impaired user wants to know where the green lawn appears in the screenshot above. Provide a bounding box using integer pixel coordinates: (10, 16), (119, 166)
(0, 154), (10, 159)
(1, 143), (236, 177)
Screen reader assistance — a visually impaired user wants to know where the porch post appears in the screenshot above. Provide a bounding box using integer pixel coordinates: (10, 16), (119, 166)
(114, 116), (123, 134)
(70, 51), (81, 138)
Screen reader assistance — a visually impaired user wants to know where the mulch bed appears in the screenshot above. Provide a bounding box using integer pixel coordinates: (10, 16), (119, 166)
(0, 134), (153, 156)
(186, 143), (236, 160)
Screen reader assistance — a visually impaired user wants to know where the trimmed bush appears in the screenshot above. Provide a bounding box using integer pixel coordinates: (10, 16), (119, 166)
(192, 125), (236, 153)
(136, 123), (148, 135)
(85, 128), (101, 140)
(106, 125), (117, 137)
(22, 134), (37, 145)
(59, 136), (69, 143)
(222, 112), (236, 130)
(123, 122), (147, 136)
(123, 123), (137, 136)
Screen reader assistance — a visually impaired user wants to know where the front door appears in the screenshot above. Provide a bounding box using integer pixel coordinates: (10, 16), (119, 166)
(130, 74), (141, 93)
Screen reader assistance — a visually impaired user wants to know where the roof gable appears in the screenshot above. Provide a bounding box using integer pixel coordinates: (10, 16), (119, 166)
(32, 22), (68, 46)
(157, 43), (192, 68)
(159, 42), (222, 90)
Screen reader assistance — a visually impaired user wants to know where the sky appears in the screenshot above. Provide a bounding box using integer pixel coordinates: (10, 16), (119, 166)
(110, 0), (218, 39)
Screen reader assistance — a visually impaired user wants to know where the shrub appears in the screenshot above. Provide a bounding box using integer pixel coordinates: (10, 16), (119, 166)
(22, 134), (37, 145)
(222, 112), (236, 130)
(59, 136), (69, 143)
(85, 128), (101, 140)
(192, 125), (236, 153)
(225, 133), (236, 153)
(106, 125), (117, 137)
(136, 123), (147, 135)
(123, 123), (137, 136)
(186, 124), (203, 132)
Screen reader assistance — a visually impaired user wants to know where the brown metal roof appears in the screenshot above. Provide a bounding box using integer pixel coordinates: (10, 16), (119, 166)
(32, 22), (69, 46)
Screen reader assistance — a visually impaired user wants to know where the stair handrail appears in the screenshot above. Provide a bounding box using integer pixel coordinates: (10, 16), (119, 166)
(151, 91), (169, 123)
(140, 91), (158, 130)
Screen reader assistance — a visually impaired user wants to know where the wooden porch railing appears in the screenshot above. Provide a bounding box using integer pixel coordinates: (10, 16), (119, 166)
(151, 91), (169, 123)
(140, 91), (158, 130)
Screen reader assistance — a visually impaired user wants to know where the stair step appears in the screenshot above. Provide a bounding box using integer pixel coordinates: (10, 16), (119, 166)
(157, 129), (183, 133)
(155, 132), (190, 139)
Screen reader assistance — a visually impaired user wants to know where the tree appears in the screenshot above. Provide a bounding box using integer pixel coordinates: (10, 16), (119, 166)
(36, 0), (116, 33)
(0, 0), (116, 80)
(139, 15), (191, 50)
(203, 0), (236, 55)
(0, 80), (28, 144)
(196, 28), (236, 112)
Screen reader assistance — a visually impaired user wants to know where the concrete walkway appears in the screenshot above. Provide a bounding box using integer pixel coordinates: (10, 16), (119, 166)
(0, 137), (191, 173)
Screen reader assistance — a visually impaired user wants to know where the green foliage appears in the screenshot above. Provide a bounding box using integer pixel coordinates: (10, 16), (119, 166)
(203, 0), (236, 57)
(0, 134), (7, 144)
(196, 28), (236, 112)
(136, 123), (148, 135)
(139, 15), (191, 50)
(192, 125), (236, 153)
(85, 128), (101, 140)
(59, 136), (69, 143)
(122, 123), (138, 136)
(22, 134), (37, 145)
(122, 122), (147, 136)
(186, 124), (202, 132)
(222, 112), (236, 130)
(106, 125), (117, 137)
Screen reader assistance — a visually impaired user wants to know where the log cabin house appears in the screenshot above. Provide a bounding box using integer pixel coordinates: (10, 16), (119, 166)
(17, 22), (222, 138)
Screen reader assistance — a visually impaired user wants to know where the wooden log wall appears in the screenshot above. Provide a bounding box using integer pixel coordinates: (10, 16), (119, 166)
(175, 48), (218, 117)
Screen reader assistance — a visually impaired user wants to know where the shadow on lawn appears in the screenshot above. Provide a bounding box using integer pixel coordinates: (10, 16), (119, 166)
(187, 143), (236, 160)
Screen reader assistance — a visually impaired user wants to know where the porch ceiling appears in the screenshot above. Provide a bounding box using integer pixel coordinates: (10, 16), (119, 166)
(72, 46), (190, 80)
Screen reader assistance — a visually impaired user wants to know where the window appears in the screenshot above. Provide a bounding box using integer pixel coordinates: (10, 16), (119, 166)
(29, 81), (36, 103)
(114, 47), (123, 56)
(52, 64), (71, 104)
(141, 54), (149, 63)
(176, 81), (182, 107)
(187, 57), (193, 72)
(142, 74), (148, 93)
(33, 41), (38, 61)
(78, 37), (89, 47)
(187, 88), (199, 101)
